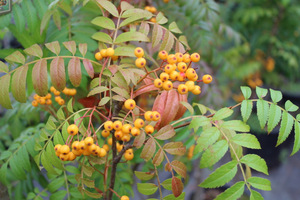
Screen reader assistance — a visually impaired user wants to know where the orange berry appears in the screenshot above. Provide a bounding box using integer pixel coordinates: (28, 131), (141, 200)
(58, 99), (65, 105)
(46, 93), (52, 99)
(150, 18), (156, 23)
(82, 149), (91, 156)
(78, 141), (87, 151)
(152, 111), (161, 121)
(144, 111), (154, 121)
(124, 99), (136, 110)
(121, 195), (130, 200)
(104, 121), (114, 131)
(71, 141), (80, 151)
(159, 50), (168, 60)
(164, 64), (174, 74)
(106, 48), (115, 57)
(94, 146), (101, 156)
(186, 68), (196, 79)
(32, 100), (38, 107)
(175, 53), (183, 62)
(95, 52), (103, 61)
(60, 145), (70, 155)
(149, 6), (157, 13)
(124, 151), (134, 161)
(46, 99), (52, 105)
(108, 138), (113, 145)
(202, 74), (213, 84)
(134, 47), (144, 57)
(122, 124), (132, 134)
(99, 148), (107, 157)
(177, 62), (187, 72)
(100, 49), (107, 57)
(68, 152), (76, 161)
(122, 134), (131, 142)
(84, 137), (94, 146)
(101, 130), (110, 138)
(170, 71), (179, 81)
(167, 54), (177, 64)
(160, 72), (169, 82)
(67, 124), (79, 136)
(113, 121), (123, 131)
(54, 90), (60, 96)
(54, 144), (62, 153)
(190, 74), (198, 82)
(117, 143), (123, 152)
(131, 127), (140, 136)
(59, 154), (69, 161)
(162, 80), (173, 90)
(134, 118), (145, 128)
(112, 55), (119, 61)
(114, 130), (124, 140)
(183, 54), (191, 63)
(178, 72), (186, 82)
(191, 53), (200, 62)
(50, 86), (55, 93)
(145, 125), (154, 134)
(154, 79), (163, 88)
(103, 144), (109, 152)
(39, 98), (46, 105)
(192, 85), (201, 95)
(145, 6), (151, 11)
(178, 84), (188, 94)
(88, 144), (97, 153)
(55, 96), (61, 102)
(69, 89), (77, 96)
(72, 149), (82, 156)
(185, 81), (195, 91)
(135, 57), (146, 68)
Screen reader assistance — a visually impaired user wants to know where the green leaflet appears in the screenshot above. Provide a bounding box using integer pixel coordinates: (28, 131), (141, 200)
(50, 190), (67, 200)
(241, 100), (252, 122)
(215, 181), (245, 200)
(195, 127), (220, 153)
(248, 177), (271, 191)
(115, 31), (150, 43)
(213, 107), (233, 121)
(137, 183), (158, 195)
(156, 12), (168, 24)
(0, 74), (12, 109)
(291, 121), (300, 155)
(285, 100), (299, 112)
(200, 160), (238, 188)
(13, 4), (26, 33)
(48, 177), (65, 193)
(221, 120), (250, 132)
(270, 89), (282, 103)
(200, 140), (228, 168)
(250, 190), (264, 200)
(231, 133), (261, 149)
(257, 99), (269, 129)
(267, 104), (281, 133)
(240, 154), (268, 175)
(135, 171), (155, 181)
(188, 116), (211, 132)
(169, 22), (182, 34)
(96, 0), (119, 17)
(92, 32), (113, 44)
(256, 87), (268, 98)
(91, 16), (115, 30)
(241, 86), (251, 99)
(159, 30), (174, 52)
(180, 102), (194, 115)
(276, 111), (294, 146)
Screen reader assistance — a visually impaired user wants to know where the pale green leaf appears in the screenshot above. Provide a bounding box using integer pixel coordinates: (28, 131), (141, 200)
(241, 86), (251, 99)
(115, 32), (149, 43)
(0, 74), (12, 109)
(159, 30), (174, 52)
(250, 190), (264, 200)
(200, 140), (228, 168)
(232, 134), (261, 149)
(88, 86), (109, 97)
(0, 61), (8, 73)
(45, 41), (61, 55)
(156, 12), (168, 24)
(24, 44), (43, 58)
(195, 127), (220, 153)
(169, 22), (182, 34)
(221, 120), (250, 132)
(256, 87), (268, 98)
(11, 65), (28, 103)
(213, 107), (233, 120)
(96, 0), (119, 17)
(240, 154), (268, 175)
(92, 32), (113, 44)
(248, 177), (271, 191)
(135, 171), (154, 181)
(285, 100), (299, 112)
(178, 36), (190, 49)
(114, 46), (135, 57)
(152, 23), (163, 47)
(215, 181), (245, 200)
(137, 183), (158, 195)
(188, 116), (211, 132)
(267, 104), (281, 133)
(91, 16), (115, 30)
(5, 51), (25, 64)
(270, 89), (282, 103)
(99, 97), (110, 106)
(180, 101), (194, 115)
(291, 121), (300, 155)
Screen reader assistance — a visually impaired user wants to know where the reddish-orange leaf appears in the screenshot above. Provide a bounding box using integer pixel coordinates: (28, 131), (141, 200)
(140, 137), (156, 161)
(50, 57), (66, 91)
(172, 176), (183, 197)
(32, 59), (48, 96)
(171, 160), (187, 179)
(152, 148), (164, 166)
(133, 130), (145, 149)
(153, 125), (175, 140)
(68, 57), (82, 87)
(83, 59), (94, 78)
(163, 142), (186, 156)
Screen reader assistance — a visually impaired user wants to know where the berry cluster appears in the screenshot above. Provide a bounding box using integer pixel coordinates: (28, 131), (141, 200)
(95, 47), (118, 61)
(32, 86), (76, 107)
(134, 47), (147, 68)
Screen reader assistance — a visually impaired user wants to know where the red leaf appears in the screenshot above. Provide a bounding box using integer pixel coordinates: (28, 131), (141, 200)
(172, 177), (183, 197)
(171, 160), (187, 179)
(152, 148), (164, 166)
(11, 65), (28, 103)
(153, 91), (168, 130)
(83, 59), (94, 78)
(50, 57), (66, 91)
(165, 163), (172, 172)
(133, 84), (158, 98)
(174, 93), (187, 120)
(68, 57), (82, 87)
(140, 137), (156, 161)
(32, 59), (48, 96)
(160, 90), (179, 128)
(163, 142), (186, 156)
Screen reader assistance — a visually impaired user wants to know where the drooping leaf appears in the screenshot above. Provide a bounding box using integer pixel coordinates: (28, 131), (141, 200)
(215, 181), (245, 200)
(213, 107), (233, 120)
(88, 86), (109, 97)
(24, 44), (43, 58)
(115, 32), (149, 43)
(140, 137), (156, 161)
(32, 59), (48, 96)
(114, 46), (135, 57)
(195, 127), (220, 153)
(250, 190), (264, 200)
(79, 43), (87, 57)
(180, 101), (194, 115)
(257, 99), (269, 129)
(137, 183), (158, 195)
(52, 10), (61, 30)
(153, 148), (164, 166)
(120, 13), (151, 28)
(133, 130), (145, 148)
(200, 161), (238, 188)
(172, 177), (183, 197)
(291, 121), (300, 156)
(178, 35), (190, 49)
(50, 57), (66, 91)
(159, 30), (174, 52)
(91, 16), (115, 30)
(240, 154), (268, 175)
(68, 57), (82, 87)
(96, 0), (119, 17)
(154, 125), (175, 140)
(200, 140), (228, 168)
(40, 10), (53, 34)
(231, 134), (261, 149)
(247, 177), (271, 191)
(276, 111), (294, 146)
(241, 100), (253, 122)
(134, 171), (154, 181)
(152, 23), (163, 47)
(11, 65), (28, 103)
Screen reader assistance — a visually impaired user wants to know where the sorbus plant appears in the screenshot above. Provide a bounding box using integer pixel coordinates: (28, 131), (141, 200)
(0, 1), (300, 200)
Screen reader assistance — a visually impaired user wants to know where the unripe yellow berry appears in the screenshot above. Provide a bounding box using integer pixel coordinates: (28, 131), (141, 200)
(113, 120), (123, 131)
(177, 62), (187, 72)
(178, 84), (188, 94)
(32, 100), (38, 107)
(67, 124), (79, 136)
(160, 72), (169, 82)
(95, 52), (103, 61)
(162, 80), (173, 91)
(135, 58), (146, 68)
(191, 53), (200, 62)
(144, 111), (154, 121)
(104, 121), (114, 131)
(159, 50), (168, 60)
(100, 49), (107, 57)
(84, 137), (94, 146)
(185, 81), (195, 91)
(145, 125), (154, 134)
(124, 99), (136, 110)
(183, 54), (191, 63)
(134, 47), (144, 57)
(106, 48), (115, 57)
(131, 127), (140, 136)
(101, 130), (110, 138)
(175, 53), (183, 62)
(122, 124), (132, 134)
(152, 111), (161, 121)
(154, 79), (163, 88)
(134, 118), (145, 128)
(164, 64), (174, 74)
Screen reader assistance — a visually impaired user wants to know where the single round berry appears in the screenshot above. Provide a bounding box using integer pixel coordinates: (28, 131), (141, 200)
(185, 81), (195, 91)
(150, 18), (156, 23)
(68, 152), (76, 161)
(54, 90), (60, 96)
(101, 130), (110, 138)
(191, 53), (200, 62)
(103, 144), (109, 152)
(152, 111), (161, 121)
(178, 72), (186, 82)
(84, 137), (94, 146)
(134, 118), (145, 128)
(178, 84), (188, 94)
(122, 134), (131, 142)
(145, 125), (154, 134)
(67, 124), (79, 136)
(78, 141), (87, 150)
(71, 141), (80, 151)
(104, 121), (114, 131)
(88, 144), (97, 153)
(69, 89), (77, 96)
(60, 145), (70, 155)
(124, 151), (134, 161)
(50, 86), (55, 93)
(34, 94), (40, 100)
(149, 6), (157, 13)
(177, 62), (187, 72)
(39, 98), (46, 105)
(46, 93), (52, 99)
(162, 80), (173, 91)
(170, 71), (179, 81)
(175, 53), (183, 62)
(164, 64), (174, 74)
(202, 74), (213, 84)
(99, 148), (107, 157)
(72, 149), (82, 156)
(190, 74), (198, 82)
(134, 47), (144, 57)
(186, 68), (196, 79)
(54, 144), (62, 153)
(167, 54), (177, 64)
(192, 85), (201, 95)
(131, 127), (140, 136)
(154, 79), (163, 88)
(124, 99), (136, 110)
(95, 52), (103, 61)
(59, 154), (69, 161)
(46, 99), (52, 105)
(144, 111), (154, 121)
(106, 48), (115, 57)
(159, 50), (168, 60)
(100, 49), (107, 57)
(114, 130), (124, 140)
(32, 100), (38, 107)
(113, 120), (123, 131)
(182, 54), (191, 63)
(160, 72), (169, 82)
(122, 124), (132, 134)
(135, 57), (146, 68)
(58, 99), (65, 105)
(94, 146), (101, 156)
(55, 96), (61, 102)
